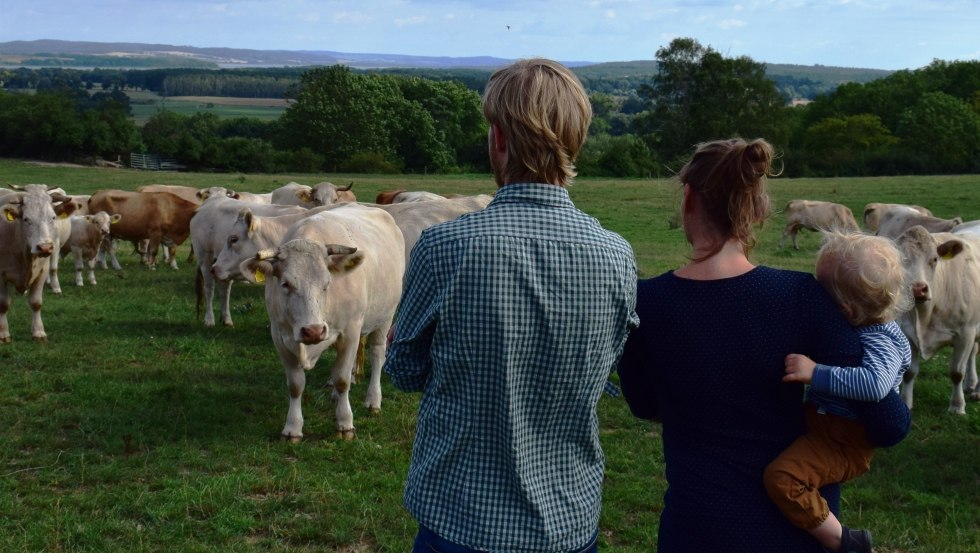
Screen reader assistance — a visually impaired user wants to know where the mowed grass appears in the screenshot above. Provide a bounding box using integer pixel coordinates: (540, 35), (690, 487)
(1, 159), (978, 552)
(126, 90), (288, 124)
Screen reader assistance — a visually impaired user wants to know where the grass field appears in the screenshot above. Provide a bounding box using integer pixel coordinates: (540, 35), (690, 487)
(1, 159), (978, 552)
(127, 90), (288, 124)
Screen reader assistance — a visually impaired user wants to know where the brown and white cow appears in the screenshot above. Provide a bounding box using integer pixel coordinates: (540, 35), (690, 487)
(877, 210), (964, 239)
(64, 212), (122, 287)
(863, 203), (933, 233)
(271, 181), (355, 208)
(190, 195), (305, 327)
(1, 184), (75, 342)
(374, 189), (445, 204)
(88, 189), (198, 270)
(894, 225), (980, 414)
(239, 204), (405, 440)
(779, 200), (860, 250)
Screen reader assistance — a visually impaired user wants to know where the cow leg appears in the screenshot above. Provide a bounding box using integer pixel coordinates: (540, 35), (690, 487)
(330, 333), (360, 440)
(218, 279), (234, 327)
(28, 274), (47, 342)
(947, 332), (978, 415)
(0, 285), (10, 343)
(966, 343), (979, 402)
(363, 326), (387, 412)
(164, 239), (178, 270)
(278, 346), (307, 442)
(901, 346), (921, 410)
(85, 254), (98, 285)
(47, 243), (63, 295)
(200, 265), (217, 327)
(73, 248), (86, 286)
(145, 237), (160, 270)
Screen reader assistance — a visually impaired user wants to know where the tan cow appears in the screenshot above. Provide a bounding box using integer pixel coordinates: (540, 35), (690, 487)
(375, 189), (445, 204)
(62, 212), (122, 287)
(271, 181), (355, 208)
(862, 203), (933, 233)
(894, 225), (980, 414)
(239, 204), (405, 440)
(876, 210), (963, 239)
(779, 200), (860, 250)
(1, 184), (75, 342)
(88, 189), (198, 270)
(190, 195), (305, 327)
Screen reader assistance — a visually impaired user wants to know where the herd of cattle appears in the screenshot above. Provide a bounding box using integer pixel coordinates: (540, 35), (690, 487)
(0, 181), (491, 439)
(780, 199), (980, 415)
(1, 185), (978, 440)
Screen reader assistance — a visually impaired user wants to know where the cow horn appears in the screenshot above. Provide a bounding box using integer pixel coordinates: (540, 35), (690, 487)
(7, 183), (24, 191)
(254, 249), (278, 261)
(340, 181), (354, 191)
(326, 245), (357, 256)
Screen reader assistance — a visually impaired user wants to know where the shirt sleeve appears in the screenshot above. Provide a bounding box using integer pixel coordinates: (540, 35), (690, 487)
(618, 284), (657, 421)
(810, 326), (912, 401)
(383, 236), (440, 392)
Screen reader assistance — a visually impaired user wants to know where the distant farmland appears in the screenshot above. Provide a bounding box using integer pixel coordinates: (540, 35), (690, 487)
(127, 90), (289, 124)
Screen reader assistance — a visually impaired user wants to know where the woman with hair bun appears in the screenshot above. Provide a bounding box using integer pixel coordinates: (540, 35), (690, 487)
(618, 138), (889, 552)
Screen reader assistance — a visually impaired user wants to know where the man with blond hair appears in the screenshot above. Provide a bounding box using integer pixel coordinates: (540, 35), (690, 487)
(385, 58), (638, 553)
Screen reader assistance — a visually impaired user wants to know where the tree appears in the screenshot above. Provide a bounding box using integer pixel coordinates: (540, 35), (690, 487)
(635, 38), (788, 164)
(896, 92), (980, 174)
(798, 114), (898, 176)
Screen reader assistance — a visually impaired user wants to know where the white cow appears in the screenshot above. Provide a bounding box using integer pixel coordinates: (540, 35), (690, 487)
(239, 204), (405, 440)
(863, 203), (933, 233)
(271, 181), (355, 208)
(894, 225), (980, 414)
(190, 196), (305, 327)
(779, 200), (860, 250)
(1, 184), (75, 342)
(876, 210), (962, 239)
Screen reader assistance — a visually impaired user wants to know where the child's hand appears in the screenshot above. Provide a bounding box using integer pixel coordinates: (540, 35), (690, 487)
(783, 353), (816, 384)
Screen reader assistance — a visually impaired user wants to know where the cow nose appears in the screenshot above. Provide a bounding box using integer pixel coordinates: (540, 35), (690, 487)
(300, 325), (327, 344)
(912, 282), (930, 302)
(35, 242), (54, 257)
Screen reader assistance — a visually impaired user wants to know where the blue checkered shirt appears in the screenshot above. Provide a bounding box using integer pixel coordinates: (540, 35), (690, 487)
(385, 183), (638, 552)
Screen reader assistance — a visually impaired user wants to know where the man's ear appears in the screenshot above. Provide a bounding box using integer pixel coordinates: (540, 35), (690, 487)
(491, 123), (507, 154)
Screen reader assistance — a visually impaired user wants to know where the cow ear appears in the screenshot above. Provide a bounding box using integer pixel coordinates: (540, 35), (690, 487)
(110, 214), (122, 224)
(2, 204), (20, 222)
(325, 245), (364, 274)
(196, 189), (208, 201)
(937, 240), (964, 260)
(84, 215), (96, 223)
(240, 257), (275, 284)
(239, 209), (256, 237)
(297, 190), (313, 203)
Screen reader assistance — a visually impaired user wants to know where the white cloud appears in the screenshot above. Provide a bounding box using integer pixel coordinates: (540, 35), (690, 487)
(604, 9), (616, 19)
(719, 18), (747, 29)
(394, 15), (427, 27)
(332, 11), (373, 23)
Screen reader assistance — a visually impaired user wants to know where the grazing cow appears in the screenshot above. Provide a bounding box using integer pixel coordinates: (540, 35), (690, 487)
(375, 189), (445, 204)
(190, 196), (306, 327)
(64, 212), (121, 286)
(876, 211), (963, 239)
(894, 225), (980, 414)
(239, 204), (405, 440)
(1, 184), (75, 342)
(376, 195), (494, 261)
(863, 203), (933, 233)
(779, 200), (860, 250)
(88, 189), (198, 270)
(271, 181), (355, 208)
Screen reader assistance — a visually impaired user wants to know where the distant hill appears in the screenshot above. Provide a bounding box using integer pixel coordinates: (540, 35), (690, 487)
(0, 39), (894, 99)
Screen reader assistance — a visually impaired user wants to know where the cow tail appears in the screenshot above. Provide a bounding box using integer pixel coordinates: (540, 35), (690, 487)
(194, 267), (203, 321)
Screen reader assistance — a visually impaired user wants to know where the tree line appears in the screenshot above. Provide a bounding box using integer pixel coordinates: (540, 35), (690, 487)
(0, 37), (977, 177)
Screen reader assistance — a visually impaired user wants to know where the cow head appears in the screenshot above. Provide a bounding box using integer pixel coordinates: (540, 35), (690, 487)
(198, 187), (239, 202)
(211, 208), (260, 281)
(87, 211), (122, 238)
(2, 184), (60, 257)
(239, 239), (363, 345)
(896, 225), (966, 303)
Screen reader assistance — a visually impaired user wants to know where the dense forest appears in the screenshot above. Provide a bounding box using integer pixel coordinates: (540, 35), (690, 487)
(1, 37), (977, 177)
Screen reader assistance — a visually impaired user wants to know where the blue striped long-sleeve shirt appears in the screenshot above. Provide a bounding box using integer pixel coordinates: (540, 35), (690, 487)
(808, 321), (912, 419)
(384, 183), (638, 553)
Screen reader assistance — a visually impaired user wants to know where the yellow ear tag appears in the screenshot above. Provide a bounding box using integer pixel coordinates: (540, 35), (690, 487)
(254, 268), (266, 283)
(941, 251), (955, 260)
(4, 211), (13, 222)
(59, 212), (69, 219)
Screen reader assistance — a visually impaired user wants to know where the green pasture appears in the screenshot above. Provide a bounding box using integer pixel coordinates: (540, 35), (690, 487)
(1, 159), (978, 552)
(126, 90), (286, 124)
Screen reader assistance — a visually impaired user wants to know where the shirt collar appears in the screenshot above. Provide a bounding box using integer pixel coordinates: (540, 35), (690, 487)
(489, 183), (573, 208)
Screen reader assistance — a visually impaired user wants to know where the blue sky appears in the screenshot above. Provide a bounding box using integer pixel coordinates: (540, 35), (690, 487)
(1, 0), (978, 70)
